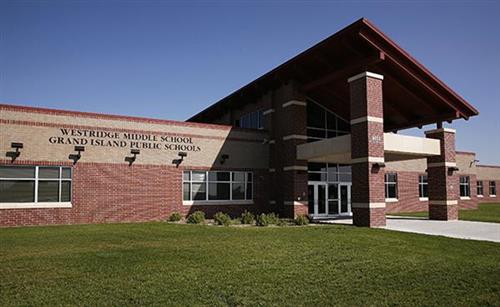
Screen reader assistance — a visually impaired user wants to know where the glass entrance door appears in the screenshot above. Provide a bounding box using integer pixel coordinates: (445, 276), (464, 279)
(308, 183), (327, 216)
(309, 182), (351, 217)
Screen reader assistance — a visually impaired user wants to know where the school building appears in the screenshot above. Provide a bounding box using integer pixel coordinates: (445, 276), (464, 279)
(1, 18), (499, 227)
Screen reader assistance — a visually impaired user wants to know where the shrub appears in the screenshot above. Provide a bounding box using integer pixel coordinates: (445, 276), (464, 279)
(214, 212), (231, 226)
(240, 210), (255, 224)
(187, 211), (205, 224)
(266, 213), (279, 225)
(294, 214), (310, 226)
(256, 213), (270, 226)
(168, 212), (182, 222)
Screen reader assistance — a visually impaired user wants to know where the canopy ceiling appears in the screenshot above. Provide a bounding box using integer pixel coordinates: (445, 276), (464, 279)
(189, 18), (478, 131)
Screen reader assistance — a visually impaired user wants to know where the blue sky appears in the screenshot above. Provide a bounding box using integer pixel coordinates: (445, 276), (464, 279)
(1, 0), (499, 164)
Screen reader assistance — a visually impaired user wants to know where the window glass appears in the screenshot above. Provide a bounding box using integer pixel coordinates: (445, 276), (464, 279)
(385, 173), (398, 199)
(209, 172), (230, 182)
(0, 166), (35, 178)
(38, 181), (60, 202)
(183, 171), (190, 181)
(62, 168), (72, 179)
(0, 166), (72, 203)
(61, 181), (72, 202)
(460, 176), (470, 197)
(183, 182), (190, 201)
(477, 181), (483, 196)
(419, 175), (428, 198)
(39, 167), (60, 179)
(232, 172), (245, 182)
(239, 110), (264, 129)
(246, 172), (253, 182)
(490, 181), (497, 195)
(192, 183), (206, 200)
(307, 102), (326, 129)
(0, 181), (35, 202)
(192, 171), (206, 182)
(246, 182), (252, 200)
(208, 183), (230, 200)
(232, 182), (245, 200)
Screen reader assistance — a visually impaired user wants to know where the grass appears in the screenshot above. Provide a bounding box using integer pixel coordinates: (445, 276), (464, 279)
(391, 203), (500, 223)
(1, 223), (499, 306)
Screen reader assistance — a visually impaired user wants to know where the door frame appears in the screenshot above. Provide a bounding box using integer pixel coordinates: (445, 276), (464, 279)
(308, 181), (351, 218)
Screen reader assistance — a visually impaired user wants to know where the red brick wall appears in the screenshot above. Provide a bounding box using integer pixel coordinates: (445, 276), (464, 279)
(0, 162), (269, 227)
(385, 172), (428, 213)
(477, 179), (500, 203)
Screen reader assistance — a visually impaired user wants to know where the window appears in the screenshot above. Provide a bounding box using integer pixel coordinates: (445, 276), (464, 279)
(306, 100), (350, 143)
(239, 110), (264, 129)
(419, 174), (428, 199)
(307, 163), (351, 182)
(460, 176), (470, 198)
(490, 181), (497, 196)
(477, 181), (483, 197)
(0, 166), (72, 203)
(385, 173), (398, 200)
(183, 171), (253, 202)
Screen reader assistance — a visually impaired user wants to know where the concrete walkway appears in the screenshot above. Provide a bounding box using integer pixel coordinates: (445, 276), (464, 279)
(319, 216), (500, 243)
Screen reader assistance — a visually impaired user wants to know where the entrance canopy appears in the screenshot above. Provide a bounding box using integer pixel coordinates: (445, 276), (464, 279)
(297, 133), (441, 164)
(190, 18), (479, 131)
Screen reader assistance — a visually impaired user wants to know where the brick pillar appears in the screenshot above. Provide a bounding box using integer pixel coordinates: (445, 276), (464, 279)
(271, 82), (308, 218)
(425, 128), (458, 220)
(348, 72), (386, 227)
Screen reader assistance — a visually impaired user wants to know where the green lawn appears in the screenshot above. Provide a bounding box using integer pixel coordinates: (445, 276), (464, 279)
(1, 223), (499, 306)
(391, 203), (500, 223)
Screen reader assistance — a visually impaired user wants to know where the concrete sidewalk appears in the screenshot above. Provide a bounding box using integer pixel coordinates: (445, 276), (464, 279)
(320, 216), (500, 243)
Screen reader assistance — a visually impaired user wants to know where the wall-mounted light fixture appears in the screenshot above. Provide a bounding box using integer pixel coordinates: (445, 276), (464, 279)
(448, 166), (459, 173)
(69, 146), (85, 164)
(220, 154), (229, 165)
(470, 159), (480, 167)
(172, 152), (187, 168)
(6, 142), (23, 162)
(372, 162), (385, 172)
(125, 149), (140, 166)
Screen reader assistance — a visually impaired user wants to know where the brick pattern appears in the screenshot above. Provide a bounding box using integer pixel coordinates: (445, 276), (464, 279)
(426, 129), (458, 220)
(476, 179), (500, 203)
(0, 162), (269, 227)
(349, 73), (386, 227)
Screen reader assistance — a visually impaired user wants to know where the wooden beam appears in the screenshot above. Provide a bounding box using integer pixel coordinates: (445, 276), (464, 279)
(358, 31), (466, 119)
(302, 51), (385, 92)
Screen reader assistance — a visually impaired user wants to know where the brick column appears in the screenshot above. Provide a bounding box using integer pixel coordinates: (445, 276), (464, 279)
(425, 128), (458, 220)
(271, 82), (308, 218)
(348, 72), (386, 227)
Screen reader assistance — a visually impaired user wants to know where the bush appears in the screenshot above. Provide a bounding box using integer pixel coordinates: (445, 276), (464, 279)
(266, 213), (279, 225)
(187, 211), (205, 224)
(294, 214), (310, 226)
(256, 213), (270, 227)
(168, 212), (182, 222)
(214, 212), (231, 226)
(240, 210), (255, 224)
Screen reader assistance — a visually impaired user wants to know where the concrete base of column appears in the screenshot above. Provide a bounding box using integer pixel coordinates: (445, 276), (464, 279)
(429, 204), (458, 220)
(352, 207), (386, 227)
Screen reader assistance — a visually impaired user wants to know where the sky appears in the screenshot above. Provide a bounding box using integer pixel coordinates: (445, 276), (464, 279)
(1, 0), (499, 164)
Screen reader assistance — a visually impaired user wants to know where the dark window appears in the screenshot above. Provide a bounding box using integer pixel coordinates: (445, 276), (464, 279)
(477, 181), (483, 196)
(183, 171), (253, 201)
(490, 181), (497, 196)
(419, 174), (428, 198)
(0, 166), (71, 203)
(306, 100), (350, 143)
(460, 176), (470, 197)
(239, 110), (264, 129)
(385, 173), (398, 199)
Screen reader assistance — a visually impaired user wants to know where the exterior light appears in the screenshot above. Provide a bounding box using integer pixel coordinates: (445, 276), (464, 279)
(172, 152), (187, 168)
(373, 162), (385, 170)
(220, 154), (229, 165)
(448, 166), (459, 172)
(125, 149), (140, 166)
(7, 142), (23, 162)
(69, 146), (85, 164)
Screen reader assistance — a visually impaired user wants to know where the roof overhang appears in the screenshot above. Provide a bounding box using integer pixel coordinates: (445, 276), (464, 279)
(189, 18), (478, 131)
(297, 133), (441, 164)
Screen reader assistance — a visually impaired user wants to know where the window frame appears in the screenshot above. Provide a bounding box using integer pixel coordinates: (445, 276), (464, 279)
(459, 176), (471, 199)
(490, 181), (497, 197)
(384, 173), (398, 201)
(239, 110), (264, 130)
(418, 174), (428, 200)
(306, 99), (350, 143)
(477, 181), (483, 197)
(0, 165), (72, 209)
(182, 170), (253, 204)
